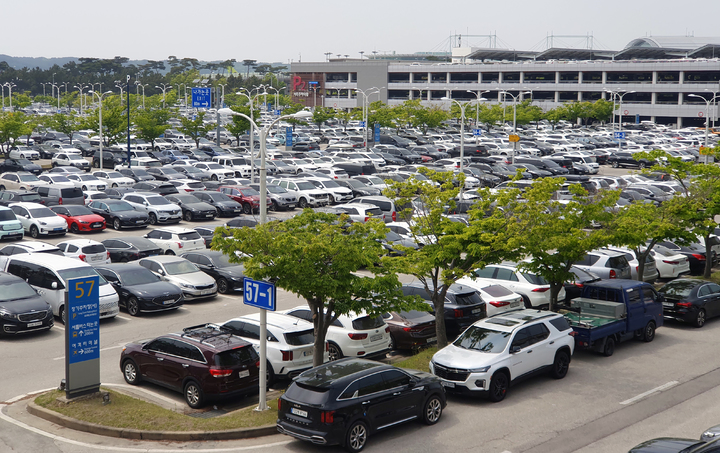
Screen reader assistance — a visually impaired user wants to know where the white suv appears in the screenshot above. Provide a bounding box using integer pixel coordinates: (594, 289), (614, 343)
(218, 313), (329, 384)
(304, 178), (354, 204)
(9, 202), (68, 239)
(65, 173), (107, 191)
(430, 309), (575, 401)
(143, 227), (206, 255)
(272, 179), (330, 208)
(92, 170), (135, 188)
(121, 193), (182, 225)
(56, 239), (111, 264)
(192, 162), (234, 181)
(465, 263), (565, 309)
(51, 153), (91, 172)
(283, 306), (392, 361)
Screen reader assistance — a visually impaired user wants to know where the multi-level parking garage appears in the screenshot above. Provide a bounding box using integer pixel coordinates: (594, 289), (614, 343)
(291, 36), (720, 128)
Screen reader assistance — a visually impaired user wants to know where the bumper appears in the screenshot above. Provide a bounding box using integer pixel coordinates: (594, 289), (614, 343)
(217, 208), (244, 217)
(156, 213), (182, 224)
(277, 422), (331, 446)
(99, 297), (120, 319)
(120, 218), (150, 228)
(0, 229), (24, 240)
(39, 227), (68, 236)
(1, 313), (54, 335)
(181, 286), (218, 300)
(76, 222), (106, 232)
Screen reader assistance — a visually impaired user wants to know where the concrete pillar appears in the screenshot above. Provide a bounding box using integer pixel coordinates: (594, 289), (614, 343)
(555, 71), (561, 83)
(348, 72), (352, 83)
(578, 72), (583, 83)
(651, 92), (657, 105)
(555, 91), (560, 102)
(652, 71), (657, 84)
(602, 72), (607, 84)
(678, 93), (684, 105)
(447, 72), (450, 85)
(677, 117), (683, 128)
(499, 72), (504, 83)
(679, 71), (684, 85)
(578, 91), (583, 101)
(520, 71), (524, 83)
(478, 72), (482, 83)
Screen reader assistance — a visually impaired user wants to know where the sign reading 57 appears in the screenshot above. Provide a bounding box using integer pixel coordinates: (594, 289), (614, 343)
(243, 278), (276, 311)
(74, 280), (96, 299)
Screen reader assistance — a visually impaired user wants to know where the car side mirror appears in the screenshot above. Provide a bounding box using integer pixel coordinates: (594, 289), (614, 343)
(158, 269), (165, 276)
(51, 282), (58, 290)
(510, 346), (521, 354)
(656, 294), (665, 303)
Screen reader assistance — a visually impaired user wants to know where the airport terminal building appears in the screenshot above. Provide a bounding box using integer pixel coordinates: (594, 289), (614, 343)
(290, 36), (720, 128)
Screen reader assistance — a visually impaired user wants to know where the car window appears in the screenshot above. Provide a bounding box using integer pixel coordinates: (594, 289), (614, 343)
(528, 323), (550, 343)
(708, 283), (720, 294)
(626, 287), (642, 305)
(173, 340), (205, 362)
(146, 338), (175, 354)
(381, 369), (411, 389)
(473, 267), (497, 279)
(287, 309), (313, 322)
(549, 317), (571, 332)
(511, 327), (533, 350)
(357, 373), (387, 397)
(495, 268), (516, 281)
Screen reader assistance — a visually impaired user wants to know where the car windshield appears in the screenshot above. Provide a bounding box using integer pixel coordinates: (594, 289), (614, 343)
(0, 280), (39, 301)
(65, 206), (93, 216)
(164, 260), (199, 275)
(453, 326), (511, 353)
(385, 231), (402, 241)
(322, 180), (340, 188)
(296, 182), (316, 190)
(240, 188), (260, 196)
(119, 268), (160, 285)
(207, 193), (231, 202)
(29, 208), (56, 218)
(351, 315), (385, 330)
(521, 272), (548, 285)
(58, 267), (107, 285)
(171, 195), (198, 204)
(134, 169), (149, 177)
(108, 201), (134, 212)
(660, 280), (696, 298)
(212, 254), (238, 268)
(206, 163), (223, 169)
(16, 159), (33, 165)
(183, 167), (202, 173)
(267, 185), (285, 194)
(18, 174), (40, 182)
(147, 197), (171, 206)
(284, 329), (314, 346)
(0, 210), (16, 221)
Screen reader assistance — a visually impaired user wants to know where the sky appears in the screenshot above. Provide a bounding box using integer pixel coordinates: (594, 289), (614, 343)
(4, 0), (720, 64)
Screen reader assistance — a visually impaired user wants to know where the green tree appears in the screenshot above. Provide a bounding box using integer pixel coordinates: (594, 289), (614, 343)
(367, 101), (395, 130)
(564, 101), (593, 125)
(212, 210), (416, 366)
(311, 106), (334, 131)
(134, 108), (170, 149)
(179, 112), (213, 147)
(335, 108), (356, 132)
(0, 112), (34, 154)
(544, 106), (567, 130)
(591, 99), (615, 124)
(477, 103), (505, 130)
(414, 105), (449, 134)
(516, 101), (544, 129)
(47, 111), (81, 143)
(224, 105), (252, 145)
(85, 97), (127, 147)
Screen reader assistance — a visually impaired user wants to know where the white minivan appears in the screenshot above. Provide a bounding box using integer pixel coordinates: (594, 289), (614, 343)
(3, 254), (119, 322)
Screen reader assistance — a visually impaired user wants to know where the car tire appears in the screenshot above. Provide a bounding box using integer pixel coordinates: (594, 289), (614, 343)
(422, 395), (443, 425)
(211, 174), (218, 181)
(551, 350), (571, 378)
(113, 218), (121, 230)
(328, 342), (343, 361)
(328, 194), (335, 204)
(602, 338), (615, 357)
(93, 161), (99, 168)
(695, 309), (706, 328)
(389, 334), (397, 350)
(345, 420), (368, 453)
(611, 161), (619, 168)
(0, 185), (4, 191)
(184, 381), (205, 409)
(119, 257), (128, 263)
(82, 186), (88, 191)
(126, 297), (140, 317)
(299, 198), (308, 208)
(184, 211), (193, 222)
(642, 321), (656, 342)
(165, 249), (175, 256)
(70, 223), (80, 234)
(122, 360), (141, 385)
(148, 213), (157, 225)
(271, 200), (279, 211)
(487, 371), (509, 402)
(242, 204), (252, 215)
(59, 305), (67, 324)
(30, 225), (40, 239)
(112, 183), (118, 188)
(639, 162), (646, 169)
(217, 278), (229, 294)
(266, 360), (275, 387)
(520, 294), (532, 309)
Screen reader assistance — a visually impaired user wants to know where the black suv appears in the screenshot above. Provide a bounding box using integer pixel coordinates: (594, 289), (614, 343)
(120, 324), (259, 408)
(277, 358), (446, 453)
(0, 272), (54, 335)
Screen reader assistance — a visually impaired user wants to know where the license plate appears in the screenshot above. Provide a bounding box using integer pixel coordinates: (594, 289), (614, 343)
(205, 214), (213, 217)
(26, 321), (42, 327)
(427, 336), (437, 343)
(91, 255), (103, 261)
(54, 227), (63, 231)
(510, 302), (521, 308)
(163, 299), (175, 305)
(369, 334), (383, 342)
(238, 370), (249, 378)
(303, 350), (313, 356)
(201, 289), (214, 295)
(290, 407), (308, 418)
(440, 381), (455, 388)
(472, 308), (483, 314)
(136, 220), (144, 224)
(663, 302), (674, 308)
(92, 223), (102, 228)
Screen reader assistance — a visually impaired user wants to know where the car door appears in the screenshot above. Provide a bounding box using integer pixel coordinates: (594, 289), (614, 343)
(161, 339), (204, 391)
(525, 323), (555, 369)
(140, 338), (175, 383)
(10, 206), (31, 230)
(625, 287), (647, 332)
(507, 326), (542, 380)
(705, 283), (720, 318)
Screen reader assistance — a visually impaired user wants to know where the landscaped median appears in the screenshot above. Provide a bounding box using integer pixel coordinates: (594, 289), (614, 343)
(25, 349), (437, 441)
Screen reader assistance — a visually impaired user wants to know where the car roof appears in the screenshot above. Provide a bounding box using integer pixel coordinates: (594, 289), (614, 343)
(479, 309), (560, 332)
(139, 255), (190, 264)
(153, 226), (195, 234)
(7, 253), (92, 269)
(9, 202), (47, 209)
(293, 358), (391, 389)
(5, 241), (59, 252)
(57, 239), (103, 247)
(231, 313), (314, 331)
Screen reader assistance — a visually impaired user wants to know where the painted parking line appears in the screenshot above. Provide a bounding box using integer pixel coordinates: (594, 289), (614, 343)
(620, 381), (678, 405)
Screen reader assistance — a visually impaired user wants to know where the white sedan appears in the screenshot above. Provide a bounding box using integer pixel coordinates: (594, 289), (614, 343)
(9, 147), (40, 160)
(92, 170), (135, 187)
(650, 244), (691, 279)
(66, 174), (107, 191)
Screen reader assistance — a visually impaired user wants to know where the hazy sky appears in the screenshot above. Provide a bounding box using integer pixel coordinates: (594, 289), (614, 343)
(5, 0), (720, 63)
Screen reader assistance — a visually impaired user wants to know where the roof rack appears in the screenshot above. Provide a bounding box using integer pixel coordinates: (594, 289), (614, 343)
(180, 323), (234, 345)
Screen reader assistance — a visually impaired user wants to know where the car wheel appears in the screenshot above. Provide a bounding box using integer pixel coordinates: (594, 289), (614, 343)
(82, 185), (87, 191)
(148, 213), (158, 225)
(551, 350), (571, 378)
(30, 225), (40, 239)
(242, 203), (252, 215)
(266, 360), (275, 387)
(345, 420), (368, 453)
(695, 309), (706, 328)
(602, 338), (615, 357)
(217, 278), (229, 294)
(113, 218), (121, 230)
(520, 294), (532, 309)
(389, 334), (397, 350)
(328, 194), (336, 204)
(112, 183), (118, 188)
(642, 321), (656, 342)
(488, 371), (509, 402)
(211, 174), (218, 181)
(422, 395), (443, 425)
(184, 211), (193, 222)
(0, 185), (4, 191)
(611, 161), (619, 168)
(70, 223), (80, 234)
(299, 198), (308, 208)
(59, 305), (67, 324)
(126, 297), (140, 317)
(639, 162), (646, 169)
(165, 249), (175, 256)
(93, 160), (99, 168)
(122, 360), (141, 385)
(328, 343), (343, 361)
(271, 200), (279, 211)
(184, 381), (205, 409)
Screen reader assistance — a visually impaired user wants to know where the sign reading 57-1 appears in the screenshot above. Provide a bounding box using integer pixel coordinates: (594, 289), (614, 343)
(243, 278), (276, 311)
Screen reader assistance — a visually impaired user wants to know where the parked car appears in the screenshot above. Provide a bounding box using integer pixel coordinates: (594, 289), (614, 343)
(573, 250), (632, 280)
(193, 226), (218, 248)
(55, 239), (111, 265)
(121, 193), (182, 225)
(35, 186), (85, 207)
(381, 308), (437, 350)
(659, 278), (720, 328)
(137, 255), (217, 300)
(0, 206), (24, 241)
(218, 185), (273, 214)
(101, 237), (163, 262)
(119, 324), (259, 408)
(452, 278), (525, 316)
(248, 183), (297, 211)
(51, 153), (91, 171)
(0, 190), (43, 207)
(191, 191), (244, 217)
(430, 309), (574, 401)
(50, 205), (106, 233)
(143, 226), (206, 255)
(0, 158), (42, 175)
(277, 358), (446, 453)
(603, 246), (659, 282)
(179, 250), (245, 294)
(0, 272), (54, 336)
(628, 434), (720, 452)
(165, 194), (217, 222)
(649, 244), (691, 279)
(87, 199), (149, 230)
(9, 202), (67, 238)
(117, 167), (155, 182)
(94, 263), (184, 316)
(562, 266), (602, 303)
(657, 240), (715, 275)
(465, 263), (565, 309)
(131, 181), (180, 196)
(0, 172), (45, 191)
(65, 173), (107, 191)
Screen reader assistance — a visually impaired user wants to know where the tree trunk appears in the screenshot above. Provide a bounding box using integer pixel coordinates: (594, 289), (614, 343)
(705, 233), (714, 279)
(549, 281), (563, 312)
(433, 296), (448, 350)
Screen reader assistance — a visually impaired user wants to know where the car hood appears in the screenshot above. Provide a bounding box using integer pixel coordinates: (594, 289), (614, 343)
(124, 281), (182, 297)
(0, 295), (50, 314)
(183, 202), (216, 211)
(71, 214), (106, 223)
(432, 343), (499, 369)
(114, 210), (148, 219)
(166, 272), (216, 286)
(628, 438), (704, 453)
(218, 266), (245, 279)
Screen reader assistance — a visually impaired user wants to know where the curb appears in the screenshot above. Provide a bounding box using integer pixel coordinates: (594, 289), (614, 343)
(26, 400), (277, 441)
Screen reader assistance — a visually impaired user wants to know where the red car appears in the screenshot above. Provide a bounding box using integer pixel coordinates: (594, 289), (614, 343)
(50, 205), (106, 233)
(218, 185), (272, 214)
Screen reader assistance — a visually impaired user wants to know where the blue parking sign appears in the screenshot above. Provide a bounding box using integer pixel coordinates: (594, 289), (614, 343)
(243, 278), (276, 311)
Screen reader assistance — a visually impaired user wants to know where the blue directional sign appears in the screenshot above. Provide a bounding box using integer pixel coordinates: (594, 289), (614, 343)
(191, 87), (212, 108)
(472, 128), (483, 136)
(285, 127), (293, 146)
(275, 109), (281, 115)
(374, 123), (381, 142)
(243, 278), (276, 311)
(67, 276), (100, 364)
(613, 131), (626, 140)
(359, 121), (366, 128)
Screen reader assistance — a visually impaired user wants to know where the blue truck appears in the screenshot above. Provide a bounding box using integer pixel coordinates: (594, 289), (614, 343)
(563, 280), (664, 357)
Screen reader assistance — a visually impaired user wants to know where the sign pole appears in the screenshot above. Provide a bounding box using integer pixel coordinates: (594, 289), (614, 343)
(244, 278), (275, 411)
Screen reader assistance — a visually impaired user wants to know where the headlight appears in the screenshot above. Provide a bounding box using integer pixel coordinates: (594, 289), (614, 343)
(39, 221), (47, 226)
(79, 220), (89, 224)
(469, 366), (490, 373)
(179, 283), (195, 289)
(0, 308), (17, 320)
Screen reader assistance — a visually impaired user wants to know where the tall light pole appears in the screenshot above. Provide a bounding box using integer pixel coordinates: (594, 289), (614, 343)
(217, 108), (313, 413)
(442, 96), (474, 197)
(52, 83), (60, 110)
(236, 89), (259, 177)
(74, 84), (87, 114)
(466, 90), (489, 127)
(499, 91), (531, 164)
(0, 84), (5, 110)
(266, 86), (280, 115)
(62, 82), (69, 95)
(136, 83), (148, 109)
(116, 81), (126, 106)
(688, 93), (720, 149)
(155, 83), (171, 109)
(89, 90), (113, 171)
(605, 89), (636, 131)
(3, 82), (16, 111)
(355, 87), (380, 152)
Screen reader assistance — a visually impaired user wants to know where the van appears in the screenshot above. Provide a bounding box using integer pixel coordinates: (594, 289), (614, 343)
(35, 186), (85, 206)
(3, 254), (120, 322)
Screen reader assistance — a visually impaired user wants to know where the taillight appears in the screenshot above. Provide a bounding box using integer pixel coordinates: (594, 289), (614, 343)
(106, 252), (111, 259)
(663, 260), (680, 265)
(364, 216), (369, 222)
(385, 326), (390, 333)
(281, 350), (293, 361)
(532, 287), (550, 292)
(209, 368), (233, 378)
(320, 410), (335, 424)
(454, 309), (463, 318)
(635, 266), (639, 273)
(569, 331), (578, 337)
(489, 300), (510, 307)
(609, 269), (617, 278)
(692, 254), (706, 261)
(392, 211), (396, 221)
(573, 282), (584, 288)
(677, 302), (692, 308)
(277, 399), (281, 410)
(255, 361), (260, 368)
(78, 254), (87, 262)
(348, 333), (368, 340)
(177, 242), (183, 249)
(58, 197), (63, 205)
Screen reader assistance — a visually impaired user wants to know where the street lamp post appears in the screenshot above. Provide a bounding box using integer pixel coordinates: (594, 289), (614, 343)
(688, 93), (720, 150)
(74, 84), (87, 114)
(499, 91), (532, 164)
(136, 83), (148, 109)
(605, 89), (636, 131)
(3, 82), (17, 111)
(89, 90), (113, 171)
(466, 90), (489, 127)
(266, 87), (280, 115)
(52, 83), (60, 110)
(116, 81), (127, 106)
(155, 83), (171, 109)
(442, 96), (476, 197)
(355, 87), (380, 152)
(217, 108), (312, 412)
